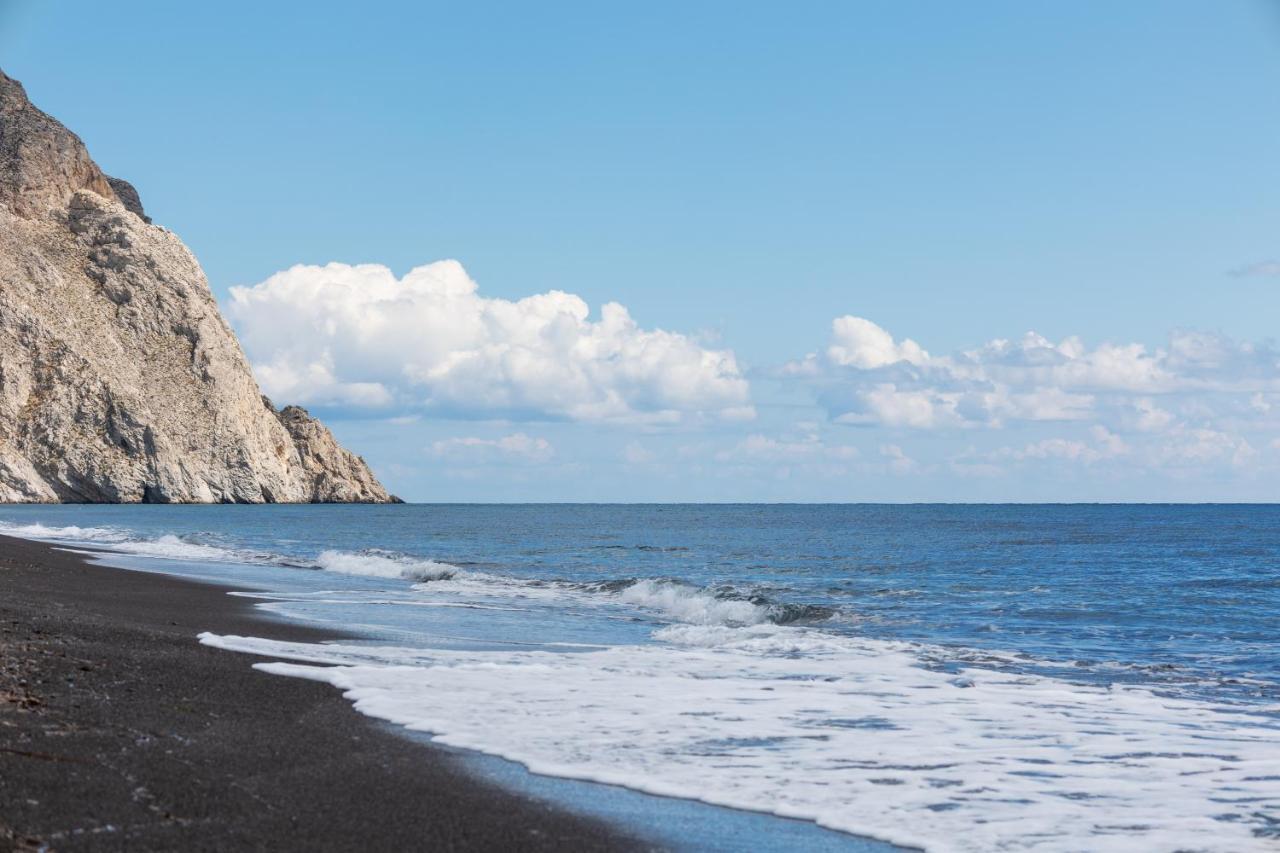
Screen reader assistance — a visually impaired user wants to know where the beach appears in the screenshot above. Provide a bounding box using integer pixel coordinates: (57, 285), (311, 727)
(0, 534), (641, 852)
(1, 504), (1276, 853)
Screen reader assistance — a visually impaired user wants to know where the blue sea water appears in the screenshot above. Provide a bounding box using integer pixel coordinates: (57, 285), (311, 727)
(1, 504), (1277, 851)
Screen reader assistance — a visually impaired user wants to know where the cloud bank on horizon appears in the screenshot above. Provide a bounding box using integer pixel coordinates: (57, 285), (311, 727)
(789, 316), (1273, 478)
(228, 260), (1279, 499)
(795, 314), (1277, 428)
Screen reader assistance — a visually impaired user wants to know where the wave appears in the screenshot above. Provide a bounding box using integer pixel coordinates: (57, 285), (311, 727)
(604, 578), (835, 628)
(615, 579), (767, 626)
(112, 534), (245, 562)
(0, 522), (464, 582)
(0, 520), (837, 631)
(0, 521), (131, 543)
(316, 550), (462, 582)
(0, 521), (276, 566)
(200, 629), (1280, 852)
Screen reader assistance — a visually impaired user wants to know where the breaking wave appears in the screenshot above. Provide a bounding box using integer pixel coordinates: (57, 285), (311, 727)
(600, 578), (835, 627)
(0, 521), (836, 630)
(315, 550), (462, 582)
(0, 521), (131, 543)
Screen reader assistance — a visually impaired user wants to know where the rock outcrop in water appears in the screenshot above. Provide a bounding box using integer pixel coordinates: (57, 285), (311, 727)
(0, 69), (394, 503)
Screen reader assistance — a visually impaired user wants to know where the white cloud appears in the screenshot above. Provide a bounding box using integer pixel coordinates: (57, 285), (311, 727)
(827, 316), (928, 369)
(1091, 425), (1129, 457)
(253, 355), (394, 408)
(1130, 398), (1175, 432)
(1153, 428), (1256, 469)
(953, 333), (1172, 393)
(834, 384), (957, 429)
(429, 433), (554, 463)
(993, 426), (1127, 465)
(977, 422), (1264, 474)
(987, 387), (1095, 422)
(801, 316), (1280, 435)
(230, 261), (753, 423)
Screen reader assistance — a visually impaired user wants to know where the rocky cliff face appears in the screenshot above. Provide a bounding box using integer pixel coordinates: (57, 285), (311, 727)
(0, 70), (394, 503)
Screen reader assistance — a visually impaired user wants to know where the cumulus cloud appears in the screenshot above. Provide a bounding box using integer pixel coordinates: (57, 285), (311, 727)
(827, 316), (928, 369)
(832, 384), (955, 428)
(797, 316), (1280, 434)
(229, 261), (753, 423)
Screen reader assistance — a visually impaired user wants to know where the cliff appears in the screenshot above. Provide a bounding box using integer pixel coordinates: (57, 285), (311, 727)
(0, 69), (394, 503)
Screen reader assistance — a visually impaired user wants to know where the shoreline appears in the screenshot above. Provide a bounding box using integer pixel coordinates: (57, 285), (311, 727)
(4, 507), (1272, 851)
(0, 534), (645, 851)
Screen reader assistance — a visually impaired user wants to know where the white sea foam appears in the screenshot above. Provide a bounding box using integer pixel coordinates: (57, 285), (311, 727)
(0, 523), (466, 583)
(111, 534), (241, 562)
(200, 628), (1280, 853)
(315, 550), (461, 582)
(403, 575), (790, 629)
(0, 522), (255, 563)
(0, 521), (130, 543)
(616, 579), (768, 626)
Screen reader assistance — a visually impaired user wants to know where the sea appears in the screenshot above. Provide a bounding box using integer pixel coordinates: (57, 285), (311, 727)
(0, 504), (1276, 852)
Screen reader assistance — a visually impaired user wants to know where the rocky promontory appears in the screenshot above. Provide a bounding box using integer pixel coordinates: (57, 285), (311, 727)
(0, 69), (394, 503)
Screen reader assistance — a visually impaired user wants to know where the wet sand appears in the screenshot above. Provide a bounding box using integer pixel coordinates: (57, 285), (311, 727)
(0, 534), (646, 851)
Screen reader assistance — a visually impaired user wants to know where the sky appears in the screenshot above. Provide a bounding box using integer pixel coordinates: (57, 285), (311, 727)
(2, 0), (1279, 501)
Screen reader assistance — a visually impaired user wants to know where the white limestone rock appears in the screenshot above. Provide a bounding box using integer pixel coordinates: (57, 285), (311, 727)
(0, 69), (394, 503)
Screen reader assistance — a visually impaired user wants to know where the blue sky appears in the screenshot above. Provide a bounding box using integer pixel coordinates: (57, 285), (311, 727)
(3, 1), (1279, 500)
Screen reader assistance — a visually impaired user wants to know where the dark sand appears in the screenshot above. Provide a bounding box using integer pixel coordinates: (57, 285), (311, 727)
(0, 534), (647, 851)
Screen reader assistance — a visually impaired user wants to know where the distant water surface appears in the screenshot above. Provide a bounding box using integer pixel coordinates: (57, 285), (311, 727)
(2, 504), (1277, 851)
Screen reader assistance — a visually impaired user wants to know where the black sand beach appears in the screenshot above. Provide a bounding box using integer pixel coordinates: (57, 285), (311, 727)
(0, 534), (645, 851)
